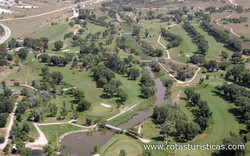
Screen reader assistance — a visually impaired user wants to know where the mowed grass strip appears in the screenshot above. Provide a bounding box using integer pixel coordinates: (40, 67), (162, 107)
(39, 124), (82, 144)
(30, 24), (69, 41)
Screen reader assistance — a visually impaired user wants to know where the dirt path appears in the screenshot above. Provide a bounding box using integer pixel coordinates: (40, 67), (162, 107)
(26, 123), (48, 150)
(0, 102), (18, 150)
(215, 14), (241, 38)
(229, 0), (237, 6)
(157, 24), (176, 59)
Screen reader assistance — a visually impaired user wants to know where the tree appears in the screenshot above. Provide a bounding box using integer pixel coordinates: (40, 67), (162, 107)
(221, 51), (228, 60)
(20, 148), (32, 156)
(127, 68), (140, 80)
(178, 70), (186, 81)
(191, 93), (201, 106)
(4, 89), (12, 97)
(77, 99), (91, 111)
(104, 83), (117, 97)
(49, 103), (58, 117)
(60, 103), (68, 119)
(39, 54), (50, 63)
(119, 149), (127, 156)
(184, 121), (200, 140)
(51, 71), (63, 85)
(0, 113), (8, 127)
(145, 29), (149, 38)
(184, 87), (194, 100)
(54, 40), (63, 51)
(220, 132), (245, 156)
(118, 89), (128, 103)
(22, 122), (30, 133)
(73, 110), (78, 119)
(94, 145), (98, 154)
(73, 89), (85, 101)
(160, 122), (171, 140)
(1, 81), (6, 89)
(18, 48), (29, 60)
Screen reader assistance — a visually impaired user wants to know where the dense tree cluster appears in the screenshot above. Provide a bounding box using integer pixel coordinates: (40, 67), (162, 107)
(153, 105), (200, 141)
(0, 43), (8, 66)
(201, 22), (242, 52)
(225, 64), (250, 87)
(161, 28), (183, 49)
(8, 38), (20, 49)
(142, 42), (163, 57)
(0, 90), (14, 127)
(92, 65), (115, 87)
(40, 67), (64, 91)
(183, 21), (209, 56)
(104, 54), (133, 75)
(140, 70), (155, 98)
(23, 37), (49, 51)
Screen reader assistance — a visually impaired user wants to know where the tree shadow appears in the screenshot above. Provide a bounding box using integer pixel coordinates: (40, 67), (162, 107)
(151, 136), (164, 142)
(100, 94), (111, 99)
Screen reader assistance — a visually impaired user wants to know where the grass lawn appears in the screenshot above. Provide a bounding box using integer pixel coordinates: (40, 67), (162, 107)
(99, 134), (142, 156)
(30, 24), (69, 42)
(141, 119), (162, 141)
(39, 124), (82, 144)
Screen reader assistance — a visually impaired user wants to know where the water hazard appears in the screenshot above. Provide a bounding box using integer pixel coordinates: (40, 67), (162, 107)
(60, 66), (166, 155)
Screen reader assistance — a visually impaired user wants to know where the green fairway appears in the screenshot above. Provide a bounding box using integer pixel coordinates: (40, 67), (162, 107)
(99, 134), (143, 156)
(39, 124), (82, 144)
(192, 23), (235, 61)
(168, 25), (198, 63)
(181, 76), (246, 155)
(30, 24), (69, 42)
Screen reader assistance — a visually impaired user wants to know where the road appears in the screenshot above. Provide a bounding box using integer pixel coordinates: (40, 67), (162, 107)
(0, 102), (18, 150)
(0, 23), (11, 44)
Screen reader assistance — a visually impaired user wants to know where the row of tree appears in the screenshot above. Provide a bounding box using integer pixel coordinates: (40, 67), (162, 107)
(215, 82), (250, 144)
(161, 28), (183, 49)
(184, 88), (212, 131)
(183, 21), (209, 56)
(39, 53), (74, 67)
(201, 21), (242, 52)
